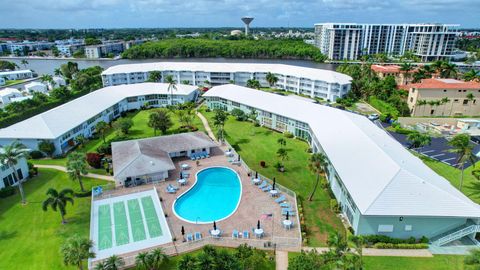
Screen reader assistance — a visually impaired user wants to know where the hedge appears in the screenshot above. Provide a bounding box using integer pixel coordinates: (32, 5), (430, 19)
(363, 235), (429, 245)
(0, 186), (15, 198)
(373, 243), (429, 249)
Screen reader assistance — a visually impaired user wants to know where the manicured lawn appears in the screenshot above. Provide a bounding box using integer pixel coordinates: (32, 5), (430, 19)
(3, 79), (25, 86)
(200, 107), (344, 246)
(0, 168), (107, 270)
(31, 108), (205, 173)
(419, 155), (480, 204)
(363, 255), (465, 270)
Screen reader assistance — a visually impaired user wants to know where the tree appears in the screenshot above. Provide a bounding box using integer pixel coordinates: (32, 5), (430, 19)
(177, 254), (197, 269)
(61, 235), (95, 270)
(213, 109), (228, 142)
(42, 188), (74, 224)
(84, 37), (102, 46)
(38, 140), (56, 157)
(176, 109), (194, 127)
(95, 121), (108, 143)
(464, 248), (480, 269)
(308, 153), (327, 201)
(165, 75), (177, 105)
(406, 131), (431, 149)
(50, 86), (71, 100)
(277, 148), (289, 167)
(277, 138), (286, 147)
(463, 69), (480, 82)
(114, 118), (133, 135)
(248, 108), (258, 125)
(105, 255), (125, 270)
(448, 134), (478, 191)
(148, 109), (172, 135)
(266, 72), (278, 87)
(399, 62), (414, 84)
(135, 248), (168, 270)
(20, 59), (28, 69)
(40, 74), (54, 85)
(416, 99), (428, 116)
(0, 141), (29, 204)
(288, 249), (326, 270)
(66, 152), (88, 192)
(75, 135), (87, 149)
(246, 79), (261, 89)
(147, 71), (162, 82)
(60, 61), (79, 80)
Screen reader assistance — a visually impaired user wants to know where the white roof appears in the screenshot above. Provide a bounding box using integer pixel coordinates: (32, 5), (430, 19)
(0, 69), (32, 76)
(204, 85), (480, 218)
(0, 88), (22, 97)
(25, 81), (46, 88)
(102, 62), (352, 85)
(0, 83), (197, 140)
(10, 96), (32, 102)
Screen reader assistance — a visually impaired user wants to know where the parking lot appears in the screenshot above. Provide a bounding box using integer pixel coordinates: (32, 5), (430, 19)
(379, 122), (480, 168)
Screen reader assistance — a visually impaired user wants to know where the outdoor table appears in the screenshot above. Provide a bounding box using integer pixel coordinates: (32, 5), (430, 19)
(269, 189), (279, 197)
(181, 163), (189, 169)
(253, 178), (261, 185)
(254, 228), (264, 238)
(283, 220), (292, 229)
(211, 229), (220, 237)
(178, 179), (187, 186)
(225, 151), (233, 157)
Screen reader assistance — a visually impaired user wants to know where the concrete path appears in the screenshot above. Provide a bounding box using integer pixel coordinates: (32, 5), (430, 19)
(303, 247), (433, 257)
(34, 164), (114, 181)
(276, 250), (289, 270)
(196, 111), (217, 141)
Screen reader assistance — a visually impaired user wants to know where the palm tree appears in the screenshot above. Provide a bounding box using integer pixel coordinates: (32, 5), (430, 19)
(440, 62), (458, 79)
(0, 141), (29, 204)
(416, 99), (428, 116)
(463, 69), (480, 82)
(406, 131), (431, 149)
(148, 109), (172, 135)
(105, 255), (124, 270)
(94, 262), (108, 270)
(308, 153), (327, 201)
(42, 188), (74, 224)
(66, 152), (88, 192)
(246, 79), (261, 89)
(277, 148), (289, 167)
(135, 248), (168, 270)
(54, 68), (62, 76)
(40, 74), (53, 85)
(75, 135), (87, 149)
(277, 138), (286, 147)
(213, 109), (228, 142)
(448, 134), (478, 191)
(178, 254), (197, 269)
(399, 62), (414, 84)
(467, 93), (475, 116)
(95, 121), (108, 143)
(146, 71), (162, 82)
(266, 72), (278, 87)
(165, 75), (177, 105)
(20, 59), (28, 69)
(60, 235), (95, 270)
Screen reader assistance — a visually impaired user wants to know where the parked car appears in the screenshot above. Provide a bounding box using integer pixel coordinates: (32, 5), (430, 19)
(368, 114), (379, 121)
(471, 136), (480, 144)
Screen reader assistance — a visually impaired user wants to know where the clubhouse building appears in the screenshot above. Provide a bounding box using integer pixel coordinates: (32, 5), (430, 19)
(0, 83), (199, 156)
(204, 84), (480, 245)
(101, 62), (352, 101)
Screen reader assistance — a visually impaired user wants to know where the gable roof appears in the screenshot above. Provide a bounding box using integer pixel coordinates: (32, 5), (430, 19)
(405, 78), (480, 90)
(0, 83), (198, 140)
(203, 85), (480, 218)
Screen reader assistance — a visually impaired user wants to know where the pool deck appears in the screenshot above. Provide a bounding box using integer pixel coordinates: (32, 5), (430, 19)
(91, 145), (301, 268)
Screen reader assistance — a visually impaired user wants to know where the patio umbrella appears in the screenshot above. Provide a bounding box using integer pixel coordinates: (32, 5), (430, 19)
(257, 220), (261, 229)
(273, 177), (276, 190)
(213, 221), (217, 231)
(181, 226), (185, 236)
(180, 171), (183, 179)
(238, 155), (241, 162)
(255, 171), (258, 178)
(286, 211), (289, 220)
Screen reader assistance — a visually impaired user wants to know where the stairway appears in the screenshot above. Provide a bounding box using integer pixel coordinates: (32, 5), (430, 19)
(431, 223), (480, 247)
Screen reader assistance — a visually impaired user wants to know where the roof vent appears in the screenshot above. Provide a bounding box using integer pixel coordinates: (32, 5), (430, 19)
(150, 161), (154, 166)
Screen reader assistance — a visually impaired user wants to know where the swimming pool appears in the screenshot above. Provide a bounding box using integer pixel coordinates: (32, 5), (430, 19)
(173, 167), (242, 223)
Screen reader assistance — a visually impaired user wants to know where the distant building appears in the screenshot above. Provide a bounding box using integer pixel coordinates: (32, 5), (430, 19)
(0, 88), (24, 108)
(0, 70), (33, 81)
(370, 64), (416, 85)
(230, 30), (243, 36)
(7, 41), (54, 55)
(405, 78), (480, 116)
(85, 42), (124, 59)
(56, 44), (85, 57)
(25, 81), (48, 94)
(124, 40), (144, 50)
(314, 23), (458, 61)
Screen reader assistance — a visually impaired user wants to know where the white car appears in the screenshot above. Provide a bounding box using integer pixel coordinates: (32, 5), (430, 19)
(368, 114), (379, 121)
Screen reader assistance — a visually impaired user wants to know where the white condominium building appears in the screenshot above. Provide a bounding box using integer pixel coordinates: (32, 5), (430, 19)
(101, 62), (352, 101)
(314, 23), (458, 61)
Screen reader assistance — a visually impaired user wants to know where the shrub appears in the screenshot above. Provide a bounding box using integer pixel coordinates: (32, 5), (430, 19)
(205, 107), (211, 112)
(284, 131), (294, 138)
(419, 236), (429, 244)
(86, 153), (102, 169)
(363, 235), (429, 245)
(320, 179), (329, 189)
(260, 161), (266, 167)
(254, 122), (260, 127)
(231, 108), (247, 121)
(0, 186), (15, 198)
(373, 243), (429, 249)
(29, 150), (44, 159)
(38, 140), (56, 157)
(97, 143), (111, 155)
(330, 199), (340, 213)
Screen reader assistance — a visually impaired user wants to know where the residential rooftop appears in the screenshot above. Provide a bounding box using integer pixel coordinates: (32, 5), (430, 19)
(404, 78), (480, 89)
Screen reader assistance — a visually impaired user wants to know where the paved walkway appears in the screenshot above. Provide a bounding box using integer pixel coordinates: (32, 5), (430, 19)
(303, 247), (433, 257)
(196, 111), (217, 141)
(34, 164), (114, 181)
(276, 251), (289, 270)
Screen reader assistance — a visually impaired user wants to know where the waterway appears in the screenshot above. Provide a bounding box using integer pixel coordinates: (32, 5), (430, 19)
(1, 57), (338, 75)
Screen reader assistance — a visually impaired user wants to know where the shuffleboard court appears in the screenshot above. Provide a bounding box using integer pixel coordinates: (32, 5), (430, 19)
(90, 188), (172, 261)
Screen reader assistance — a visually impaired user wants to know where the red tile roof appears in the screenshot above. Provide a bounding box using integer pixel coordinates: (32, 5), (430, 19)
(403, 78), (480, 90)
(371, 65), (402, 73)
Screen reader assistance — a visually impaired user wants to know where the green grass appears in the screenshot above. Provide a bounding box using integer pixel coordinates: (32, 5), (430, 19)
(0, 168), (107, 270)
(3, 79), (25, 86)
(31, 108), (205, 173)
(368, 96), (399, 118)
(200, 107), (343, 246)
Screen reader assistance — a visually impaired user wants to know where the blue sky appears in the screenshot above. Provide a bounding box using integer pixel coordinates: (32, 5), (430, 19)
(0, 0), (478, 29)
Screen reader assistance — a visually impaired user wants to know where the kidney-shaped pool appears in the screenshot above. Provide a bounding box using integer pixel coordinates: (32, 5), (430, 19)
(172, 167), (242, 223)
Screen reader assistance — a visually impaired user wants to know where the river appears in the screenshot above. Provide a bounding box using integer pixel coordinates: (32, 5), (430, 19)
(1, 57), (338, 75)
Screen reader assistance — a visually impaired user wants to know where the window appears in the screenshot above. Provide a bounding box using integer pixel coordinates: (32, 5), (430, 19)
(430, 109), (435, 115)
(463, 99), (469, 105)
(17, 169), (23, 180)
(463, 90), (467, 92)
(410, 97), (413, 102)
(458, 90), (462, 92)
(378, 225), (394, 233)
(443, 89), (447, 92)
(405, 225), (412, 231)
(454, 99), (459, 103)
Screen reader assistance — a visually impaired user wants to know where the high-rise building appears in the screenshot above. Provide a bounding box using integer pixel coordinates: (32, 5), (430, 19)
(314, 23), (459, 61)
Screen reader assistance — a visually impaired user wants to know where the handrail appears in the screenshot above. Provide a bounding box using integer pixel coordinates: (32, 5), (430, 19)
(433, 224), (480, 246)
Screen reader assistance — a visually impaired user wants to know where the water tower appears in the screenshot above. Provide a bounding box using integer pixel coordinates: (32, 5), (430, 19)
(241, 16), (254, 36)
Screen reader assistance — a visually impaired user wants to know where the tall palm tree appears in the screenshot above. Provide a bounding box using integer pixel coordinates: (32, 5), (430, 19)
(0, 141), (29, 204)
(448, 134), (477, 191)
(95, 121), (108, 143)
(165, 75), (177, 105)
(66, 152), (88, 192)
(399, 62), (414, 84)
(20, 59), (28, 69)
(440, 62), (458, 79)
(54, 68), (62, 76)
(213, 109), (228, 142)
(135, 248), (168, 270)
(265, 72), (278, 87)
(277, 148), (289, 167)
(406, 131), (431, 149)
(42, 188), (74, 224)
(60, 235), (95, 270)
(308, 153), (327, 201)
(463, 69), (480, 82)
